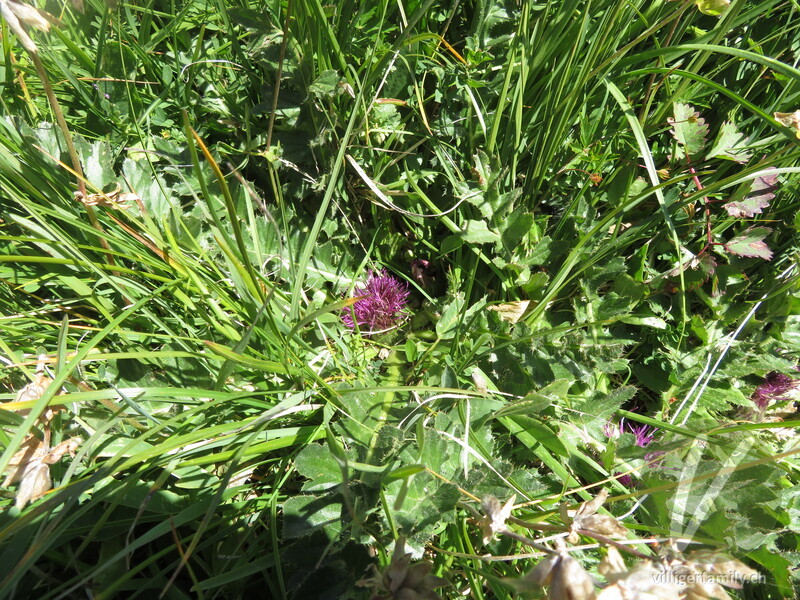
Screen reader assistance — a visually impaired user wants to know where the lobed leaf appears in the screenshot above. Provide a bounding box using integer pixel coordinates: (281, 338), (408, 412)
(668, 103), (709, 158)
(724, 227), (773, 260)
(723, 172), (778, 218)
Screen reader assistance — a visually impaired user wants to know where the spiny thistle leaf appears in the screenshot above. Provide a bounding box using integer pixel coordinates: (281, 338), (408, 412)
(668, 103), (709, 159)
(724, 227), (773, 260)
(723, 172), (778, 218)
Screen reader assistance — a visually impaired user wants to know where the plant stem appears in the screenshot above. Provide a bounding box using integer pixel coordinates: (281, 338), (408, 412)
(29, 49), (115, 264)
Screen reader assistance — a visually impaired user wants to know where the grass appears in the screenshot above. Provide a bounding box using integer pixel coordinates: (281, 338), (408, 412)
(1, 0), (800, 598)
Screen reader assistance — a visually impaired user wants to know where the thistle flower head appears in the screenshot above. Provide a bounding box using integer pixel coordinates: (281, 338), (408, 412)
(341, 269), (409, 334)
(603, 420), (620, 439)
(624, 420), (655, 448)
(752, 371), (799, 410)
(615, 472), (633, 487)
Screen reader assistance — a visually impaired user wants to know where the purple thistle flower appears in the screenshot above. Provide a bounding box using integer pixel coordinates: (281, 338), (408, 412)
(341, 270), (410, 334)
(625, 420), (655, 448)
(603, 420), (620, 439)
(615, 472), (633, 487)
(752, 371), (799, 410)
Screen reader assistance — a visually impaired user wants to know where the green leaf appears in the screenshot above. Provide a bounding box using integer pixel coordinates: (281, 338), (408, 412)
(695, 0), (730, 16)
(723, 172), (778, 218)
(699, 384), (750, 411)
(308, 69), (345, 98)
(493, 392), (551, 418)
(436, 295), (465, 339)
(460, 219), (501, 244)
(724, 227), (773, 260)
(294, 443), (343, 492)
(668, 103), (708, 157)
(747, 547), (794, 598)
(500, 211), (534, 253)
(283, 494), (344, 539)
(384, 464), (426, 482)
(706, 121), (751, 163)
(76, 139), (116, 188)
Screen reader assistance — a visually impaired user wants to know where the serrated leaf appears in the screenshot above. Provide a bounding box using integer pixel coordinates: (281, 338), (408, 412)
(308, 69), (344, 98)
(436, 295), (465, 339)
(695, 0), (730, 16)
(706, 121), (751, 163)
(501, 211), (534, 251)
(699, 384), (750, 411)
(724, 172), (778, 218)
(723, 197), (770, 219)
(460, 219), (501, 244)
(76, 139), (116, 188)
(293, 443), (342, 491)
(724, 227), (773, 260)
(282, 494), (343, 539)
(668, 103), (708, 157)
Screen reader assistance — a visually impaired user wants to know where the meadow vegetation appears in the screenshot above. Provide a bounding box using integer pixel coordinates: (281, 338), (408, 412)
(1, 0), (800, 598)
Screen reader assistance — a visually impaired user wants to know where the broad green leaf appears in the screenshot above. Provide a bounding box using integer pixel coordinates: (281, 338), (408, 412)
(436, 295), (465, 339)
(500, 211), (534, 252)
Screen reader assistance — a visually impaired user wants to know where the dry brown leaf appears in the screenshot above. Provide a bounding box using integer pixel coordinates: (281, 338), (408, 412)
(477, 494), (515, 544)
(3, 435), (46, 486)
(357, 537), (448, 599)
(74, 184), (139, 208)
(0, 0), (53, 52)
(4, 436), (80, 508)
(487, 300), (529, 324)
(15, 371), (52, 404)
(14, 460), (51, 509)
(549, 553), (597, 600)
(566, 488), (629, 542)
(44, 437), (81, 464)
(523, 549), (596, 600)
(598, 547), (627, 582)
(597, 563), (681, 600)
(774, 110), (800, 139)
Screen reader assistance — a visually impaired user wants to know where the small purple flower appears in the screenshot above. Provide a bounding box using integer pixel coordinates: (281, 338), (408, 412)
(752, 371), (799, 410)
(341, 269), (410, 334)
(603, 420), (620, 439)
(625, 420), (655, 448)
(615, 472), (633, 487)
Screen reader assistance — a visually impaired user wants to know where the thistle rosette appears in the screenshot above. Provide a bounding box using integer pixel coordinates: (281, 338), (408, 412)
(342, 270), (410, 334)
